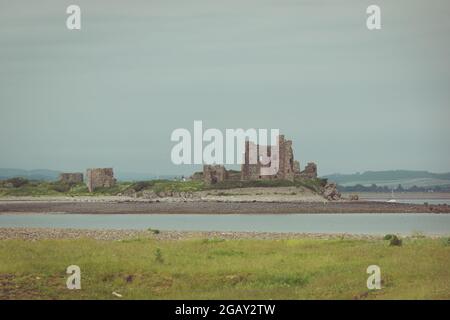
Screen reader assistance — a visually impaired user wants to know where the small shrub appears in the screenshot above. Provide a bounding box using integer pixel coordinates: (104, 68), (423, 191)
(389, 235), (402, 246)
(383, 234), (395, 240)
(441, 237), (450, 246)
(130, 181), (154, 192)
(5, 177), (29, 188)
(154, 248), (164, 263)
(51, 182), (72, 193)
(147, 228), (160, 234)
(67, 183), (89, 194)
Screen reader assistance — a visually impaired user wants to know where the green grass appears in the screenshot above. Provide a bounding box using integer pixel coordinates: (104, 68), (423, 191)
(125, 178), (325, 194)
(0, 181), (133, 197)
(0, 179), (204, 197)
(0, 177), (325, 197)
(202, 178), (326, 192)
(0, 237), (449, 299)
(151, 180), (204, 194)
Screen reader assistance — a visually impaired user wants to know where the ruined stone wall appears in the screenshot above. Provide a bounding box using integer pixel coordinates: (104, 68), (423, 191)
(59, 173), (83, 184)
(297, 162), (317, 179)
(241, 135), (296, 181)
(293, 161), (301, 174)
(278, 135), (295, 181)
(191, 134), (317, 183)
(192, 167), (241, 183)
(190, 171), (203, 181)
(86, 168), (116, 192)
(241, 141), (261, 180)
(203, 165), (227, 184)
(226, 170), (242, 181)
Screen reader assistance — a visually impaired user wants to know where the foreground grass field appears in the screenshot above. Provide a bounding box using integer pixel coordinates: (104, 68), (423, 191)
(0, 236), (449, 299)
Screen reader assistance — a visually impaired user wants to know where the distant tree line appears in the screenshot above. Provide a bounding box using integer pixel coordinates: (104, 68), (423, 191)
(337, 183), (450, 193)
(324, 170), (450, 185)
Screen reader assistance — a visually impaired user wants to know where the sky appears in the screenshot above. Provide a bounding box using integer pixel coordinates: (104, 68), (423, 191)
(1, 0), (449, 176)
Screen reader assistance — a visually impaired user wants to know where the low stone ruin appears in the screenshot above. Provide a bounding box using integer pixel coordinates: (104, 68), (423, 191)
(59, 173), (83, 184)
(86, 168), (116, 192)
(299, 162), (318, 179)
(323, 182), (341, 201)
(193, 134), (319, 185)
(203, 165), (228, 184)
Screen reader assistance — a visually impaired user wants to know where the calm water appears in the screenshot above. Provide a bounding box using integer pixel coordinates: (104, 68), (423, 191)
(0, 213), (449, 235)
(367, 199), (450, 205)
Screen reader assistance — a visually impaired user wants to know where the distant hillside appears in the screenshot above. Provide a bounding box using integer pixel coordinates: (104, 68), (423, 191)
(0, 168), (60, 181)
(323, 170), (450, 188)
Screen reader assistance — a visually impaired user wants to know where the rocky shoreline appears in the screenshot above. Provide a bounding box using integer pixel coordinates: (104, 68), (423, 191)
(0, 227), (383, 241)
(0, 198), (449, 214)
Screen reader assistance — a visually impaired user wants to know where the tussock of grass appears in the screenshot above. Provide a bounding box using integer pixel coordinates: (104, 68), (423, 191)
(147, 228), (160, 234)
(387, 235), (402, 246)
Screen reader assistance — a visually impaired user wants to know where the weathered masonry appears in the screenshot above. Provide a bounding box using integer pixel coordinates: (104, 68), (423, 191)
(86, 168), (116, 192)
(59, 172), (83, 184)
(193, 135), (317, 184)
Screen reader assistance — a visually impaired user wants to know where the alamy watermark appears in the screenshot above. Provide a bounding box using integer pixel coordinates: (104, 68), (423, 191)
(65, 5), (381, 32)
(66, 5), (81, 30)
(367, 265), (382, 290)
(366, 5), (381, 30)
(170, 121), (280, 175)
(66, 265), (81, 290)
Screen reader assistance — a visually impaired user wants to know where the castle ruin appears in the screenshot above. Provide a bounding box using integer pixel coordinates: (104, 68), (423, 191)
(86, 168), (116, 192)
(300, 162), (318, 179)
(241, 135), (297, 181)
(202, 165), (241, 184)
(195, 135), (317, 184)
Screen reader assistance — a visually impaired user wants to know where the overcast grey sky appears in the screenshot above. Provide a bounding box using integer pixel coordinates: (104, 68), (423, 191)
(1, 0), (449, 175)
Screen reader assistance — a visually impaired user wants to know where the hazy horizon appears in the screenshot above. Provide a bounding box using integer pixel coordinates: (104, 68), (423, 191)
(1, 0), (450, 176)
(2, 166), (450, 180)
